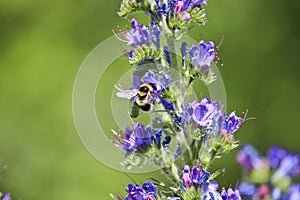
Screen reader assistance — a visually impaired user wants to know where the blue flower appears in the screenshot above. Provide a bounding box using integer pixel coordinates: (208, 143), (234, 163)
(160, 72), (171, 88)
(237, 145), (300, 199)
(113, 123), (157, 152)
(2, 194), (11, 200)
(155, 0), (206, 21)
(175, 0), (207, 13)
(183, 97), (244, 140)
(161, 99), (175, 111)
(181, 165), (211, 188)
(284, 184), (300, 200)
(129, 19), (151, 47)
(156, 2), (170, 17)
(222, 112), (243, 134)
(237, 182), (257, 197)
(162, 135), (171, 147)
(202, 181), (222, 200)
(237, 144), (262, 170)
(113, 123), (171, 152)
(186, 98), (222, 128)
(188, 40), (216, 69)
(151, 22), (161, 48)
(125, 182), (158, 200)
(151, 130), (162, 148)
(115, 19), (160, 48)
(268, 146), (288, 169)
(191, 165), (210, 187)
(125, 123), (153, 152)
(272, 151), (300, 181)
(221, 187), (242, 200)
(142, 182), (158, 197)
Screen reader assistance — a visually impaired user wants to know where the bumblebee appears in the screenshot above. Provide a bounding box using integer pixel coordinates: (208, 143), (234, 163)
(135, 83), (157, 111)
(116, 83), (158, 117)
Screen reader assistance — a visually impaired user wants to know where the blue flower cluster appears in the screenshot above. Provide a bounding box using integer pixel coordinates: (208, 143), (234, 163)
(123, 182), (158, 200)
(113, 123), (170, 153)
(220, 187), (242, 200)
(180, 165), (242, 200)
(237, 144), (300, 199)
(184, 98), (244, 138)
(182, 40), (216, 70)
(180, 41), (217, 83)
(181, 165), (210, 188)
(116, 19), (161, 48)
(155, 0), (207, 21)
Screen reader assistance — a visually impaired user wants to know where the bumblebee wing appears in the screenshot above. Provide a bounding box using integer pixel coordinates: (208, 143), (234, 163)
(115, 85), (137, 99)
(145, 91), (155, 103)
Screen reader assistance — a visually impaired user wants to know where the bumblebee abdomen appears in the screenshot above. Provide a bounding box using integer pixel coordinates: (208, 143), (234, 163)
(134, 102), (151, 111)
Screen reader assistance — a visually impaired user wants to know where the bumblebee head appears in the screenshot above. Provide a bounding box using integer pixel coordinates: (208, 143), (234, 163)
(138, 83), (156, 97)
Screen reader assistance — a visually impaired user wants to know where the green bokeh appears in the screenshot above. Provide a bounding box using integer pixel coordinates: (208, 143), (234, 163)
(0, 0), (300, 199)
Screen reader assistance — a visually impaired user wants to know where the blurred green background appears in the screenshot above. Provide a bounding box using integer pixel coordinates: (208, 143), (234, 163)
(0, 0), (300, 199)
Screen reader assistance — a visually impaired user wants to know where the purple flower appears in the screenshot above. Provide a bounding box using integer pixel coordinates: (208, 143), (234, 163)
(202, 181), (222, 200)
(155, 0), (206, 20)
(191, 166), (210, 187)
(188, 40), (216, 69)
(182, 165), (190, 173)
(181, 165), (211, 188)
(161, 99), (175, 111)
(142, 182), (158, 197)
(125, 182), (158, 200)
(183, 97), (244, 141)
(268, 146), (288, 169)
(237, 144), (262, 170)
(128, 19), (151, 47)
(237, 182), (257, 197)
(162, 135), (171, 147)
(272, 152), (300, 181)
(126, 123), (152, 152)
(115, 19), (160, 48)
(222, 112), (243, 134)
(175, 0), (207, 13)
(2, 194), (11, 200)
(151, 130), (162, 148)
(131, 75), (142, 89)
(221, 187), (242, 200)
(160, 72), (171, 88)
(284, 184), (300, 200)
(174, 1), (184, 13)
(187, 98), (222, 128)
(182, 172), (192, 187)
(151, 22), (161, 48)
(237, 145), (300, 199)
(156, 2), (170, 17)
(113, 123), (158, 152)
